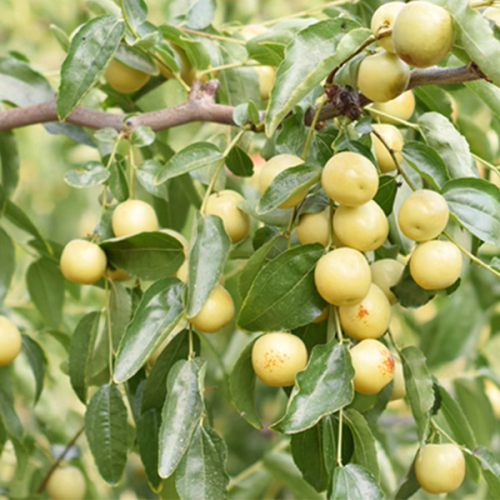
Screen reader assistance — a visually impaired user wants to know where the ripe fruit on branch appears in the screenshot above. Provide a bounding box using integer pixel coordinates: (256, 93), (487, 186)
(414, 444), (465, 494)
(333, 200), (389, 252)
(46, 466), (86, 500)
(350, 339), (394, 394)
(389, 361), (406, 401)
(410, 240), (462, 290)
(484, 7), (500, 27)
(205, 190), (251, 243)
(112, 199), (159, 237)
(357, 50), (410, 103)
(339, 283), (392, 341)
(0, 316), (22, 367)
(321, 152), (379, 207)
(485, 379), (500, 418)
(398, 190), (449, 242)
(295, 208), (330, 247)
(251, 332), (308, 387)
(370, 259), (404, 304)
(392, 1), (454, 68)
(162, 229), (189, 282)
(259, 154), (307, 208)
(371, 123), (404, 173)
(60, 239), (107, 285)
(370, 2), (405, 53)
(189, 285), (234, 333)
(105, 59), (150, 94)
(256, 66), (275, 100)
(314, 248), (371, 306)
(370, 90), (415, 124)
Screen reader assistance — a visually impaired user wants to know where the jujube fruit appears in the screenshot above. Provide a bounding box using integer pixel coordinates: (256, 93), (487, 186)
(112, 199), (159, 237)
(370, 90), (415, 124)
(370, 259), (404, 304)
(371, 123), (404, 173)
(0, 316), (22, 367)
(370, 2), (406, 53)
(189, 285), (234, 333)
(105, 59), (150, 94)
(46, 466), (86, 500)
(60, 239), (107, 285)
(295, 208), (330, 247)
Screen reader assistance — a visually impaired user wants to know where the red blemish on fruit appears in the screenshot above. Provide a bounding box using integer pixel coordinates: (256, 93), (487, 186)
(263, 349), (287, 372)
(378, 350), (394, 376)
(357, 305), (369, 319)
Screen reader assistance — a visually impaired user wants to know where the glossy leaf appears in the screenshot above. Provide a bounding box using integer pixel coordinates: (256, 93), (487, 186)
(473, 446), (500, 499)
(101, 231), (185, 281)
(21, 335), (47, 404)
(330, 464), (383, 500)
(186, 215), (230, 318)
(158, 358), (206, 478)
(108, 155), (129, 202)
(466, 80), (500, 121)
(225, 145), (254, 178)
(57, 16), (125, 120)
(238, 244), (326, 332)
(400, 346), (434, 441)
(393, 453), (420, 500)
(114, 279), (185, 383)
(64, 161), (109, 188)
(85, 384), (128, 485)
(121, 0), (147, 32)
(266, 21), (366, 136)
(442, 177), (500, 245)
(271, 342), (354, 434)
(229, 338), (261, 429)
(156, 142), (222, 184)
(137, 409), (162, 492)
(186, 0), (216, 30)
(176, 425), (229, 500)
(0, 131), (19, 196)
(129, 126), (155, 147)
(159, 25), (210, 69)
(26, 258), (64, 329)
(373, 175), (397, 216)
(108, 280), (131, 351)
(49, 24), (70, 52)
(257, 165), (320, 215)
(136, 160), (169, 199)
(0, 228), (15, 307)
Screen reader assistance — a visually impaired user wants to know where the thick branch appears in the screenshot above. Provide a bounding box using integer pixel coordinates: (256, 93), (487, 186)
(0, 64), (486, 134)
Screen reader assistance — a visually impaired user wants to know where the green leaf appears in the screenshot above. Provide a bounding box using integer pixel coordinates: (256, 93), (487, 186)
(101, 231), (185, 281)
(271, 342), (353, 434)
(129, 126), (155, 147)
(417, 112), (476, 180)
(136, 160), (169, 199)
(20, 335), (47, 404)
(57, 16), (125, 120)
(108, 155), (129, 202)
(401, 141), (450, 190)
(257, 165), (320, 215)
(265, 20), (367, 137)
(108, 280), (131, 351)
(121, 0), (147, 32)
(158, 358), (206, 478)
(442, 177), (500, 245)
(0, 228), (15, 307)
(400, 346), (434, 441)
(50, 24), (70, 51)
(0, 131), (19, 196)
(393, 453), (420, 500)
(26, 258), (64, 329)
(85, 384), (128, 485)
(413, 86), (453, 120)
(373, 175), (397, 216)
(238, 244), (326, 332)
(159, 25), (210, 70)
(95, 127), (118, 143)
(290, 424), (329, 492)
(69, 311), (101, 404)
(343, 409), (379, 480)
(114, 279), (185, 383)
(156, 142), (222, 184)
(137, 409), (162, 492)
(466, 80), (500, 121)
(473, 446), (500, 499)
(229, 338), (261, 429)
(449, 0), (500, 87)
(141, 330), (195, 413)
(64, 161), (110, 188)
(176, 425), (229, 500)
(329, 464), (383, 500)
(4, 199), (48, 251)
(186, 0), (216, 30)
(225, 145), (254, 178)
(187, 215), (231, 318)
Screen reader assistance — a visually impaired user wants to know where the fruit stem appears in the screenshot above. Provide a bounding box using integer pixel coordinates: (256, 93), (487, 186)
(337, 408), (344, 466)
(180, 27), (247, 45)
(430, 419), (465, 450)
(104, 277), (115, 378)
(301, 96), (328, 160)
(333, 306), (344, 343)
(443, 230), (500, 281)
(128, 147), (136, 199)
(471, 152), (500, 182)
(286, 207), (297, 249)
(365, 106), (419, 130)
(197, 61), (261, 77)
(387, 328), (403, 359)
(188, 326), (194, 358)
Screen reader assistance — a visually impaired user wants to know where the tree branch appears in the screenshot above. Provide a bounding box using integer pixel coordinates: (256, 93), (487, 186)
(0, 64), (486, 135)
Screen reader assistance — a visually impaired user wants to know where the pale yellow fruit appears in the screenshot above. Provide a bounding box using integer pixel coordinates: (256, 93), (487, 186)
(484, 7), (500, 27)
(161, 229), (188, 250)
(189, 285), (234, 333)
(321, 152), (379, 207)
(370, 2), (406, 53)
(339, 284), (392, 341)
(312, 307), (329, 324)
(393, 1), (454, 68)
(389, 361), (406, 401)
(371, 124), (404, 173)
(161, 229), (189, 282)
(370, 259), (404, 304)
(350, 339), (394, 394)
(485, 379), (500, 419)
(251, 332), (308, 387)
(256, 66), (275, 100)
(357, 51), (410, 103)
(370, 91), (415, 124)
(0, 316), (22, 367)
(158, 44), (196, 85)
(46, 466), (86, 500)
(415, 444), (465, 494)
(240, 24), (268, 40)
(410, 241), (462, 290)
(205, 190), (251, 243)
(107, 268), (133, 282)
(398, 190), (449, 241)
(259, 154), (307, 208)
(333, 201), (389, 252)
(105, 59), (150, 94)
(314, 248), (371, 306)
(60, 239), (107, 285)
(175, 259), (188, 283)
(295, 208), (330, 247)
(112, 200), (159, 237)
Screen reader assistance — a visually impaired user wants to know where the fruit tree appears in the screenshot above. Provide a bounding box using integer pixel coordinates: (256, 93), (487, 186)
(2, 0), (500, 498)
